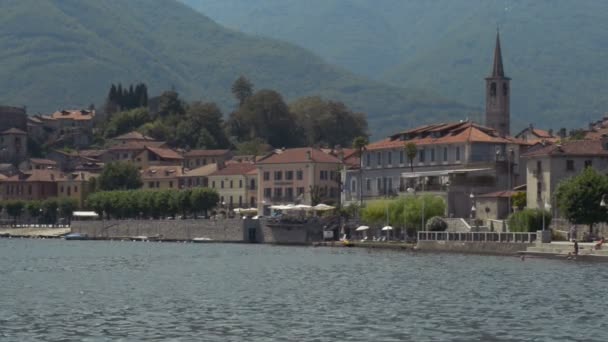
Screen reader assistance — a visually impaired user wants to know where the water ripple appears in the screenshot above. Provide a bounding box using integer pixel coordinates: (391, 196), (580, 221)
(1, 240), (607, 341)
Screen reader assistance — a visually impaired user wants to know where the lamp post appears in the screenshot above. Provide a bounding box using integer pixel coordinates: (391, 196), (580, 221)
(407, 187), (416, 234)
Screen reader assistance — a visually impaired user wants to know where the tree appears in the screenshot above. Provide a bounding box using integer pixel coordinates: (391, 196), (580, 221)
(511, 192), (526, 210)
(98, 162), (143, 191)
(235, 138), (272, 156)
(177, 189), (192, 217)
(426, 216), (448, 231)
(190, 188), (219, 217)
(507, 209), (551, 232)
(290, 96), (368, 147)
(231, 75), (254, 107)
(156, 90), (185, 119)
(5, 201), (24, 223)
(59, 198), (78, 223)
(352, 136), (368, 207)
(361, 196), (445, 233)
(175, 102), (230, 149)
(228, 90), (300, 147)
(41, 199), (59, 224)
(26, 201), (41, 223)
(404, 142), (417, 172)
(555, 167), (608, 233)
(103, 108), (150, 138)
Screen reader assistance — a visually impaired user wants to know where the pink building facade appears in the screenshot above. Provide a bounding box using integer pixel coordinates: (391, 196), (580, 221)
(255, 148), (342, 213)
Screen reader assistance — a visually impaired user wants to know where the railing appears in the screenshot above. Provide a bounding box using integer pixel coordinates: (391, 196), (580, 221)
(417, 231), (537, 243)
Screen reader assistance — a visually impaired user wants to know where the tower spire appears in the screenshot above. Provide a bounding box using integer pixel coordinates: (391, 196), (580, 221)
(491, 29), (505, 77)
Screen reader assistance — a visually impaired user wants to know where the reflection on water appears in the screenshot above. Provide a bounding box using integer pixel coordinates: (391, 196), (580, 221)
(0, 239), (606, 341)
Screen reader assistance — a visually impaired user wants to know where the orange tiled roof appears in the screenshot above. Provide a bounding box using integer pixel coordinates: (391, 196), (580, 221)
(29, 158), (57, 165)
(1, 128), (27, 135)
(180, 164), (218, 177)
(210, 162), (256, 176)
(522, 139), (608, 158)
(256, 147), (342, 164)
(4, 169), (63, 183)
(141, 166), (185, 180)
(108, 141), (166, 151)
(50, 109), (95, 121)
(145, 146), (183, 160)
(367, 122), (522, 151)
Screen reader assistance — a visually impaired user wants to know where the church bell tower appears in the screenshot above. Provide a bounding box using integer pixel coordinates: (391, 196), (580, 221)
(485, 30), (510, 136)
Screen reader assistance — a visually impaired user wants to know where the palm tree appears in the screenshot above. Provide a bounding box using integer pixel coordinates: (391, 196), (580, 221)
(352, 136), (368, 207)
(404, 142), (417, 173)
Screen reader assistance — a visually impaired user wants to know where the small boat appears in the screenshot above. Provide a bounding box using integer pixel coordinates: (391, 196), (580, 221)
(192, 237), (213, 243)
(64, 233), (88, 240)
(131, 236), (149, 241)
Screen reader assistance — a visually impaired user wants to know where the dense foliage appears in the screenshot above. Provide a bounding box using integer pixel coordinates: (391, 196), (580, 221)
(187, 0), (608, 131)
(98, 162), (143, 191)
(511, 192), (526, 210)
(360, 196), (446, 232)
(103, 108), (151, 139)
(507, 209), (552, 233)
(426, 216), (448, 231)
(1, 198), (78, 224)
(105, 83), (148, 114)
(0, 0), (472, 139)
(555, 167), (608, 233)
(86, 188), (219, 219)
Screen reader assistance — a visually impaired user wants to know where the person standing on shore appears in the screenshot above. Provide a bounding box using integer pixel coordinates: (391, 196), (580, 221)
(573, 240), (579, 256)
(569, 225), (577, 241)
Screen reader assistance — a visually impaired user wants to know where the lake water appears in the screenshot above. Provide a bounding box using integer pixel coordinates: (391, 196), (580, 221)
(0, 239), (606, 341)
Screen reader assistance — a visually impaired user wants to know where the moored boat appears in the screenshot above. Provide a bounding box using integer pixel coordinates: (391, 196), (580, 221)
(64, 233), (88, 240)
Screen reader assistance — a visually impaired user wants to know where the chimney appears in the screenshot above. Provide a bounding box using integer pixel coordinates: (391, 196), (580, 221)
(548, 129), (553, 137)
(306, 150), (312, 161)
(529, 123), (534, 130)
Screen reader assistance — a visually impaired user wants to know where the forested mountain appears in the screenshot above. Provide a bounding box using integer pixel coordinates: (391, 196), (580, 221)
(182, 0), (608, 130)
(0, 0), (473, 138)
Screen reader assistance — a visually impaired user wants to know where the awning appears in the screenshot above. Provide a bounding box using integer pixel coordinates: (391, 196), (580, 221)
(73, 211), (99, 217)
(401, 168), (492, 178)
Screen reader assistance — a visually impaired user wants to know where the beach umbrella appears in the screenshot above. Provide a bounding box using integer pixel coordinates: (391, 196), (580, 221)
(355, 225), (369, 231)
(295, 204), (313, 210)
(269, 205), (287, 210)
(382, 225), (393, 240)
(313, 203), (335, 211)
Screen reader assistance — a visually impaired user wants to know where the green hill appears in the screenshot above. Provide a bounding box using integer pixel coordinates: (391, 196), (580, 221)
(182, 0), (608, 131)
(0, 0), (474, 139)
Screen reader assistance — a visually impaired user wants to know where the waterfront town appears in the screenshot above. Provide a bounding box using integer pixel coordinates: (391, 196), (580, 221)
(1, 33), (607, 258)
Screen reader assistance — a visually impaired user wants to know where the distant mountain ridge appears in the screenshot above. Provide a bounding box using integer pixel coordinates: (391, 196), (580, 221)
(0, 0), (474, 139)
(181, 0), (608, 131)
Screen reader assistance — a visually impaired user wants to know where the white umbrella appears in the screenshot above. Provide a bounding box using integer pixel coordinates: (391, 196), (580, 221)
(295, 204), (312, 210)
(356, 225), (369, 231)
(270, 205), (287, 210)
(313, 203), (335, 211)
(382, 226), (393, 231)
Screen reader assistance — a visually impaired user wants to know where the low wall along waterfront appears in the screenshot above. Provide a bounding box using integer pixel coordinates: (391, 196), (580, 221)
(71, 218), (323, 245)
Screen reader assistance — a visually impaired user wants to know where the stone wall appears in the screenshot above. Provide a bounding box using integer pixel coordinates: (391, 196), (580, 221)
(72, 218), (247, 241)
(72, 218), (323, 245)
(417, 241), (532, 255)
